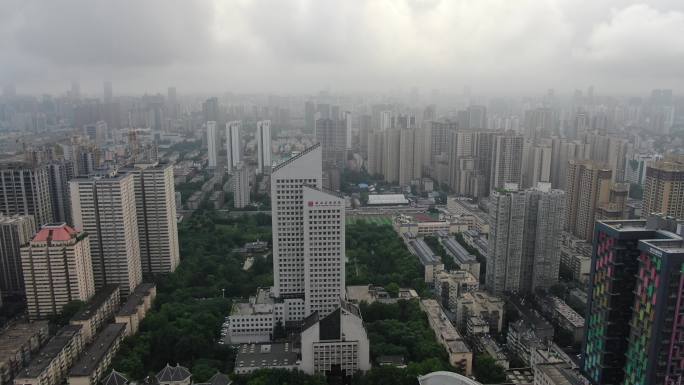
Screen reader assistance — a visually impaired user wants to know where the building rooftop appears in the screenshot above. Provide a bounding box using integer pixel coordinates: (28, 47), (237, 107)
(102, 370), (129, 385)
(16, 325), (82, 379)
(440, 236), (478, 265)
(230, 288), (275, 316)
(548, 296), (585, 328)
(117, 283), (156, 316)
(69, 323), (126, 377)
(536, 363), (587, 385)
(409, 238), (441, 265)
(235, 342), (298, 370)
(0, 320), (49, 360)
(367, 194), (409, 205)
(32, 223), (78, 242)
(72, 285), (120, 321)
(418, 371), (482, 385)
(156, 364), (191, 382)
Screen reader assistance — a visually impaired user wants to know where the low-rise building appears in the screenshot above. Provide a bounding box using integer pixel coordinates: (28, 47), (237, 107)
(226, 288), (276, 344)
(114, 283), (156, 337)
(559, 232), (591, 284)
(394, 214), (459, 237)
(13, 325), (84, 385)
(70, 285), (120, 343)
(539, 296), (585, 344)
(461, 230), (488, 258)
(420, 299), (473, 375)
(345, 285), (391, 304)
(435, 270), (479, 312)
(437, 232), (481, 279)
(234, 342), (298, 374)
(472, 335), (509, 369)
(0, 321), (49, 385)
(455, 291), (504, 334)
(404, 234), (444, 283)
(299, 301), (371, 376)
(67, 323), (126, 385)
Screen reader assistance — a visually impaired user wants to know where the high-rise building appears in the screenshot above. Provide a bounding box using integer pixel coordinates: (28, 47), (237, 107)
(233, 163), (250, 209)
(490, 133), (524, 190)
(522, 186), (566, 291)
(0, 163), (53, 228)
(125, 163), (180, 276)
(383, 129), (401, 183)
(256, 120), (272, 175)
(226, 121), (242, 172)
(21, 224), (95, 320)
(565, 161), (613, 242)
(366, 131), (384, 176)
(70, 173), (142, 296)
(47, 161), (74, 225)
(487, 188), (526, 295)
(522, 142), (552, 188)
(642, 157), (684, 219)
(202, 97), (220, 123)
(486, 185), (565, 295)
(398, 128), (423, 186)
(582, 218), (684, 385)
(344, 111), (352, 150)
(271, 144), (345, 318)
(380, 111), (392, 131)
(467, 105), (487, 130)
(0, 215), (36, 295)
(206, 121), (219, 168)
(315, 118), (346, 169)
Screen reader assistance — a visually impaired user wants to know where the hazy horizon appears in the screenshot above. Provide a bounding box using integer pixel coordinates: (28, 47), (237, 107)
(3, 0), (684, 96)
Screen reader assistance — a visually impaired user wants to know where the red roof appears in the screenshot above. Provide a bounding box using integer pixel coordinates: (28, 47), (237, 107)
(33, 223), (78, 242)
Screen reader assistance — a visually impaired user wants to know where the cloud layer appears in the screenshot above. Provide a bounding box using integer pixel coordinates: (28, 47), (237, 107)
(2, 0), (684, 95)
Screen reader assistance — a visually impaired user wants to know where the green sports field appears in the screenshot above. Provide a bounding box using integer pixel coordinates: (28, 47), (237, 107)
(346, 216), (393, 226)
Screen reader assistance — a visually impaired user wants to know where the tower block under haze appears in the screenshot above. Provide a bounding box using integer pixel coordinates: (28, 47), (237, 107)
(70, 173), (142, 296)
(226, 121), (242, 172)
(257, 120), (272, 175)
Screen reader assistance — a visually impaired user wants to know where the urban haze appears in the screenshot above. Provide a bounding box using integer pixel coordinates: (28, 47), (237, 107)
(0, 1), (683, 385)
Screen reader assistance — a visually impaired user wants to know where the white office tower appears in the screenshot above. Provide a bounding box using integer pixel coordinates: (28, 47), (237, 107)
(233, 163), (250, 209)
(126, 163), (180, 275)
(226, 121), (242, 172)
(69, 173), (142, 296)
(256, 120), (272, 175)
(271, 144), (345, 316)
(206, 121), (219, 168)
(344, 111), (352, 150)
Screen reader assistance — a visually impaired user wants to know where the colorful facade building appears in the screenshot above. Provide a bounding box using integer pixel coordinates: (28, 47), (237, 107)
(582, 217), (684, 385)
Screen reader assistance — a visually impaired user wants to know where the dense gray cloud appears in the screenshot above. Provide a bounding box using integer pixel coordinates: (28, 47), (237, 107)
(1, 0), (683, 95)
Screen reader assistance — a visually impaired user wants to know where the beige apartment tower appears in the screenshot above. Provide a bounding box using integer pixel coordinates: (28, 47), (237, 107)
(642, 157), (684, 219)
(565, 160), (612, 242)
(70, 173), (142, 296)
(21, 224), (95, 320)
(126, 163), (180, 275)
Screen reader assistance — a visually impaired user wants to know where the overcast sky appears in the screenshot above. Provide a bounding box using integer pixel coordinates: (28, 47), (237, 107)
(2, 0), (684, 96)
